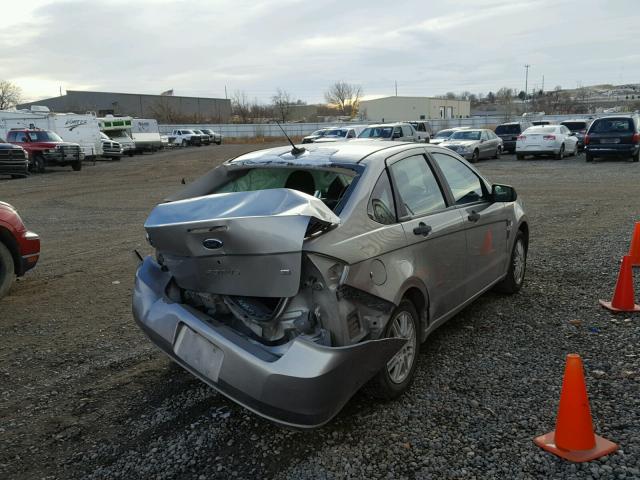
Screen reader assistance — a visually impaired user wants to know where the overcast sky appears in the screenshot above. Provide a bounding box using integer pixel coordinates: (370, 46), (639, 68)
(1, 0), (639, 104)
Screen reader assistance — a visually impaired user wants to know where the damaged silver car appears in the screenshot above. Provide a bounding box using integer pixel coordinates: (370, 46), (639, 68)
(133, 141), (529, 428)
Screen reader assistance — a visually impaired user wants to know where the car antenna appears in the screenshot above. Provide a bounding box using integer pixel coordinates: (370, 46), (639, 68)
(276, 122), (305, 155)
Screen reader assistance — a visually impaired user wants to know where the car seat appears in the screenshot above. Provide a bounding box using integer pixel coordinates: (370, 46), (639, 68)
(285, 170), (316, 196)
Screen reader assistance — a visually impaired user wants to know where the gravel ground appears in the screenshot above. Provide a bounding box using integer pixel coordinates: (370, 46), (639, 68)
(0, 145), (639, 479)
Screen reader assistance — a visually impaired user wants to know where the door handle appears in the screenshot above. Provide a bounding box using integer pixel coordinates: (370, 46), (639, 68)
(413, 222), (432, 237)
(468, 210), (481, 222)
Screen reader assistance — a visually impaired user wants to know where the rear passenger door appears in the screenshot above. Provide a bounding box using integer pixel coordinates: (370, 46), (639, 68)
(479, 130), (492, 158)
(430, 151), (508, 300)
(386, 151), (467, 321)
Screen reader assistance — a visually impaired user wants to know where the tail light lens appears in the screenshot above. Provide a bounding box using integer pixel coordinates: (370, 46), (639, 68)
(517, 135), (526, 140)
(632, 133), (640, 144)
(584, 134), (590, 145)
(543, 135), (556, 140)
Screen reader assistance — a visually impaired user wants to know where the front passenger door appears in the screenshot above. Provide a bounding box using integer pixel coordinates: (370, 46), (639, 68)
(387, 152), (467, 321)
(430, 151), (508, 300)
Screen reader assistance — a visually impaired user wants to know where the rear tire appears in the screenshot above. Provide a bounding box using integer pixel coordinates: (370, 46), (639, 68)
(585, 152), (593, 162)
(633, 151), (639, 163)
(555, 144), (565, 160)
(517, 154), (525, 160)
(0, 242), (15, 299)
(495, 231), (527, 294)
(71, 160), (82, 171)
(367, 299), (420, 400)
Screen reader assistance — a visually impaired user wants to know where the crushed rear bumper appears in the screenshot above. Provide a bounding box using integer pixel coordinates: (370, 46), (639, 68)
(132, 257), (405, 428)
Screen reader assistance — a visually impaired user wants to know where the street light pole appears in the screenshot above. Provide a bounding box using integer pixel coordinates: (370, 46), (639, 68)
(524, 64), (530, 111)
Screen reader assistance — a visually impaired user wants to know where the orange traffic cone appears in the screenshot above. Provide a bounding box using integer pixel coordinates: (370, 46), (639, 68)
(480, 229), (494, 255)
(599, 256), (640, 312)
(628, 222), (640, 267)
(534, 354), (618, 462)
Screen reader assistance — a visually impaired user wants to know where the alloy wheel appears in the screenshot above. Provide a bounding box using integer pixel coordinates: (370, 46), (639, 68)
(386, 311), (417, 384)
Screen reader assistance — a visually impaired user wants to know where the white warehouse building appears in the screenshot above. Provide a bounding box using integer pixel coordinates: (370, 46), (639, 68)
(359, 96), (470, 122)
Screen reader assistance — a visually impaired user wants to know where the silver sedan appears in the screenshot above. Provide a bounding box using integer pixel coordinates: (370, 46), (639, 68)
(440, 128), (503, 162)
(133, 141), (529, 428)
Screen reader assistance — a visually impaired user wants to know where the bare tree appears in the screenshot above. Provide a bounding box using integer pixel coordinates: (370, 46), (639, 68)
(0, 80), (22, 110)
(324, 81), (362, 117)
(231, 90), (252, 123)
(272, 88), (292, 122)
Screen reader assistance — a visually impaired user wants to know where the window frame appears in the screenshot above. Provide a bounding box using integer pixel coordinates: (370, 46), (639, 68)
(385, 149), (451, 221)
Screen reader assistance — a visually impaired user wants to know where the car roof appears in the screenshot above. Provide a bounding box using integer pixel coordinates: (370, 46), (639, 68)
(229, 141), (419, 166)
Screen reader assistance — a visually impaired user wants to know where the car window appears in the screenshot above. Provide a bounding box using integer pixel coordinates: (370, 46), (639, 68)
(431, 152), (488, 205)
(495, 124), (521, 135)
(389, 155), (446, 218)
(590, 118), (633, 133)
(367, 171), (396, 225)
(481, 131), (488, 140)
(214, 167), (355, 212)
(402, 125), (413, 137)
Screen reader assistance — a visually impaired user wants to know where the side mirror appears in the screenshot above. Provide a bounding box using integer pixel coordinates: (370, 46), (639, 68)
(492, 184), (517, 202)
(569, 132), (576, 136)
(480, 139), (486, 143)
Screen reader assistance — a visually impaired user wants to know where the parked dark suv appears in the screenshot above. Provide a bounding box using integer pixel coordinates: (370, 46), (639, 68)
(560, 119), (591, 150)
(584, 115), (640, 162)
(0, 138), (29, 179)
(495, 122), (532, 153)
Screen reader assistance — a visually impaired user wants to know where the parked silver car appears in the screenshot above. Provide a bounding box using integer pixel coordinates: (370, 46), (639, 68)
(440, 128), (503, 162)
(133, 141), (529, 428)
(357, 123), (418, 142)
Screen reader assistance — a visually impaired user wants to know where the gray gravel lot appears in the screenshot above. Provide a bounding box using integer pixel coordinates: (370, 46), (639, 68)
(1, 145), (639, 479)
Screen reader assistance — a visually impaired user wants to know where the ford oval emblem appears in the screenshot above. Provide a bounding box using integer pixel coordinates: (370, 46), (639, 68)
(202, 238), (223, 249)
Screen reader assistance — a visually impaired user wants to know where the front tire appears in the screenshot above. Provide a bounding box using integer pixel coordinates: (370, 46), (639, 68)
(71, 160), (82, 171)
(517, 154), (525, 160)
(633, 150), (639, 163)
(0, 242), (15, 299)
(495, 231), (527, 294)
(31, 154), (45, 173)
(573, 143), (578, 156)
(494, 146), (501, 159)
(367, 299), (420, 400)
(470, 149), (479, 163)
(586, 152), (593, 162)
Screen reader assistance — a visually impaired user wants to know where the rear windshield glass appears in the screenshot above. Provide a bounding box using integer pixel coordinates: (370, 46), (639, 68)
(323, 129), (348, 137)
(561, 122), (587, 131)
(359, 126), (393, 138)
(495, 124), (522, 134)
(450, 130), (481, 140)
(590, 118), (633, 133)
(526, 127), (556, 134)
(214, 168), (355, 211)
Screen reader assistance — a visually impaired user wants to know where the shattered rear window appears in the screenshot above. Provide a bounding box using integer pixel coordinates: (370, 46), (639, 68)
(214, 167), (355, 212)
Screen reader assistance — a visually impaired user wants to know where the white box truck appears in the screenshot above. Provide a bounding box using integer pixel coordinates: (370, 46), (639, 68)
(0, 107), (103, 159)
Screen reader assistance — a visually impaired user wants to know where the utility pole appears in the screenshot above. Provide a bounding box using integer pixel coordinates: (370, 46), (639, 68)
(224, 85), (227, 99)
(524, 64), (530, 103)
(541, 74), (544, 93)
(395, 81), (398, 96)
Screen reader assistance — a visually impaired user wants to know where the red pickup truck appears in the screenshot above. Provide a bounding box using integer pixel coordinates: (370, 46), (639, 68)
(0, 201), (40, 299)
(6, 128), (83, 173)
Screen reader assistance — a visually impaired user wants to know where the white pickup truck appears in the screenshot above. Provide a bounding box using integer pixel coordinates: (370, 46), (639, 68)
(168, 129), (202, 147)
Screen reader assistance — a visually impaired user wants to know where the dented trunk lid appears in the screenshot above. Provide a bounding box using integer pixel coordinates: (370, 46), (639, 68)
(145, 188), (340, 298)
